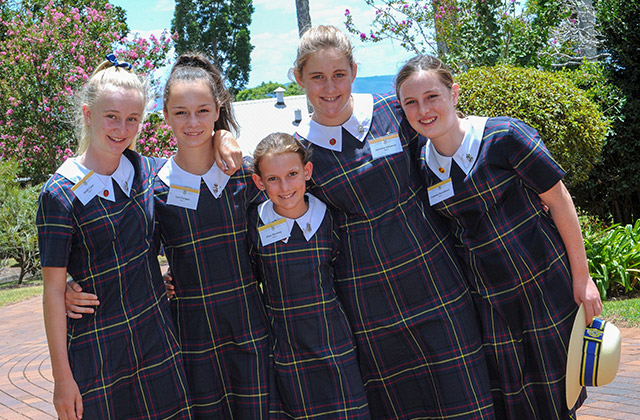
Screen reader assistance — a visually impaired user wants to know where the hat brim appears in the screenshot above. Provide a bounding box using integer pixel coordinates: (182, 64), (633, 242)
(566, 303), (586, 409)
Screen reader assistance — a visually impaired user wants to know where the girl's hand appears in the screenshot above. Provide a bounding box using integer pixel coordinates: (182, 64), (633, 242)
(213, 129), (242, 175)
(163, 270), (176, 299)
(64, 280), (99, 319)
(53, 376), (83, 420)
(573, 276), (603, 324)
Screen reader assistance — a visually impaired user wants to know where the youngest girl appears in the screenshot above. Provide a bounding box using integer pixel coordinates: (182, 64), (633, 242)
(249, 133), (370, 420)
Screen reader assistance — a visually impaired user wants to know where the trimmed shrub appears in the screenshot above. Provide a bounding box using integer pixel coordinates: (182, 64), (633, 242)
(457, 65), (608, 188)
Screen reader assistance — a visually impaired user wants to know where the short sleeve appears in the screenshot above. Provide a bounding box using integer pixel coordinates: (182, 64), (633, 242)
(506, 118), (565, 194)
(36, 186), (73, 268)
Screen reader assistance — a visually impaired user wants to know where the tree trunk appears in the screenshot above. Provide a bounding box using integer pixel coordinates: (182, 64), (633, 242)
(295, 0), (311, 37)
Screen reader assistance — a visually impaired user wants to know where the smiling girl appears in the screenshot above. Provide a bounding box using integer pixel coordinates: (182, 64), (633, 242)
(36, 56), (192, 420)
(249, 132), (369, 419)
(153, 53), (271, 419)
(395, 54), (602, 420)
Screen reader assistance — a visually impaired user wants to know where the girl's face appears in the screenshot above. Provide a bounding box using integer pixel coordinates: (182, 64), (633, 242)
(398, 70), (460, 145)
(83, 85), (144, 159)
(164, 80), (220, 152)
(252, 152), (313, 219)
(294, 48), (357, 127)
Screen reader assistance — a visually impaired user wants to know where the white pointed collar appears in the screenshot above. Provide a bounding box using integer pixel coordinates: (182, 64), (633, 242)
(257, 193), (327, 242)
(427, 116), (488, 181)
(157, 156), (230, 199)
(56, 155), (134, 200)
(296, 93), (373, 152)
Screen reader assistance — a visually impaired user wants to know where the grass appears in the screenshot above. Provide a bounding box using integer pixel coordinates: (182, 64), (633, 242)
(601, 296), (640, 328)
(0, 278), (43, 308)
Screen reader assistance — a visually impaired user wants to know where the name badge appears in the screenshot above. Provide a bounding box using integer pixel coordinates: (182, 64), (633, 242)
(428, 178), (454, 206)
(258, 218), (289, 246)
(167, 185), (200, 210)
(369, 133), (403, 160)
(71, 171), (103, 205)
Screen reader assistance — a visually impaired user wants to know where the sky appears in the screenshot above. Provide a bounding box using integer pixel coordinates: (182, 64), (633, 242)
(109, 0), (415, 88)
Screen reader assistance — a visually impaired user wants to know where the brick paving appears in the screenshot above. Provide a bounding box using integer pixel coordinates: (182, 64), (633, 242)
(1, 296), (638, 419)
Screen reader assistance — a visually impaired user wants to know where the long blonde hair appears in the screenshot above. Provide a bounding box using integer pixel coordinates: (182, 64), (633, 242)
(75, 59), (149, 154)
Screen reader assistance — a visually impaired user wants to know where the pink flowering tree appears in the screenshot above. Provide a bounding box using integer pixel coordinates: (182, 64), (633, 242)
(345, 0), (593, 72)
(0, 0), (176, 183)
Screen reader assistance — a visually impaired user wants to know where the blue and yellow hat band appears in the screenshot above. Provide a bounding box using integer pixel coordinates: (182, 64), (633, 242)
(580, 318), (606, 387)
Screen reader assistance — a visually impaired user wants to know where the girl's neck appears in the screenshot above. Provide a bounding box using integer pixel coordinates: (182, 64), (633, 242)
(273, 200), (309, 220)
(173, 144), (216, 176)
(79, 149), (122, 176)
(431, 117), (466, 157)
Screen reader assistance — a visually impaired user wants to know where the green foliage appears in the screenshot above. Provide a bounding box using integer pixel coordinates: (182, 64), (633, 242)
(581, 217), (640, 299)
(236, 82), (305, 102)
(456, 65), (608, 187)
(0, 0), (175, 183)
(345, 0), (579, 71)
(172, 0), (254, 94)
(602, 298), (640, 328)
(568, 0), (640, 224)
(137, 112), (177, 158)
(0, 161), (40, 284)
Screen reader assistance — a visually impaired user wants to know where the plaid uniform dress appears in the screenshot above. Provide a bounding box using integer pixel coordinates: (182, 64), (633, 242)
(154, 159), (272, 419)
(297, 94), (495, 420)
(418, 117), (583, 419)
(36, 149), (193, 420)
(248, 198), (370, 420)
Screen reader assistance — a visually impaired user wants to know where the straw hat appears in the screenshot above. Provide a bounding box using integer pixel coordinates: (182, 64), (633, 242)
(566, 303), (622, 409)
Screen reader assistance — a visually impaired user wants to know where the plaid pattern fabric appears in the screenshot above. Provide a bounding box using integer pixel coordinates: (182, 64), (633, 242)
(154, 159), (272, 419)
(419, 117), (582, 419)
(248, 205), (370, 420)
(297, 94), (495, 420)
(36, 150), (192, 420)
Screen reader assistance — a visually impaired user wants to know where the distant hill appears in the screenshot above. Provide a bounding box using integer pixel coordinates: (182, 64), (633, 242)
(353, 74), (395, 95)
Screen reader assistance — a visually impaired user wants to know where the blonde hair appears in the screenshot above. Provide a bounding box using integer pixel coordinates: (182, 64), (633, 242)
(252, 132), (311, 177)
(164, 52), (238, 133)
(292, 25), (355, 78)
(75, 59), (149, 154)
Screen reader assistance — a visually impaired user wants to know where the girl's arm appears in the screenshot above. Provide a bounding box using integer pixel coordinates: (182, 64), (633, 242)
(539, 181), (603, 323)
(42, 267), (84, 420)
(213, 129), (242, 175)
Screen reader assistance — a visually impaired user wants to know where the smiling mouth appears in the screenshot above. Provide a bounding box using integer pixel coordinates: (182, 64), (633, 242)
(321, 96), (339, 102)
(419, 117), (436, 124)
(108, 135), (127, 143)
(280, 192), (296, 199)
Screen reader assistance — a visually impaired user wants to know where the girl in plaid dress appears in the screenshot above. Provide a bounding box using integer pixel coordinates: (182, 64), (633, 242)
(395, 54), (603, 420)
(290, 26), (495, 420)
(248, 133), (370, 420)
(151, 53), (271, 419)
(37, 57), (192, 420)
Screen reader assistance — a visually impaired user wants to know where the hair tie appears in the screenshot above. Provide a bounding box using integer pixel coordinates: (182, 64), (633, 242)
(105, 53), (132, 70)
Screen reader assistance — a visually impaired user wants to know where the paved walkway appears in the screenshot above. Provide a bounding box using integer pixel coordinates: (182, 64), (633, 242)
(1, 296), (638, 419)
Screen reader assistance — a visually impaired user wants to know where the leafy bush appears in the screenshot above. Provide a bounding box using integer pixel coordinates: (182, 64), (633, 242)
(137, 112), (177, 158)
(581, 216), (640, 299)
(0, 161), (40, 284)
(457, 65), (608, 188)
(236, 81), (305, 102)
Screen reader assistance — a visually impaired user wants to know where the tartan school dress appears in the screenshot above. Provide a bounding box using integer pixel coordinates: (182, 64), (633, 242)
(417, 116), (583, 420)
(36, 149), (192, 420)
(154, 156), (271, 419)
(295, 93), (495, 420)
(248, 194), (370, 420)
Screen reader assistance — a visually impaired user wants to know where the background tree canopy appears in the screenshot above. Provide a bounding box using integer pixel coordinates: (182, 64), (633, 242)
(172, 0), (254, 94)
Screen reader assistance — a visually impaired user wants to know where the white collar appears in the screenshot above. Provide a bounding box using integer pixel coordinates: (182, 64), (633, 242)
(57, 155), (134, 202)
(427, 116), (488, 181)
(257, 193), (327, 242)
(296, 93), (373, 151)
(157, 156), (230, 198)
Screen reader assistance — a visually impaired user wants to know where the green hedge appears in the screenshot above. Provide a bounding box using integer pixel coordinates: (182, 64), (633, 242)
(457, 65), (608, 188)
